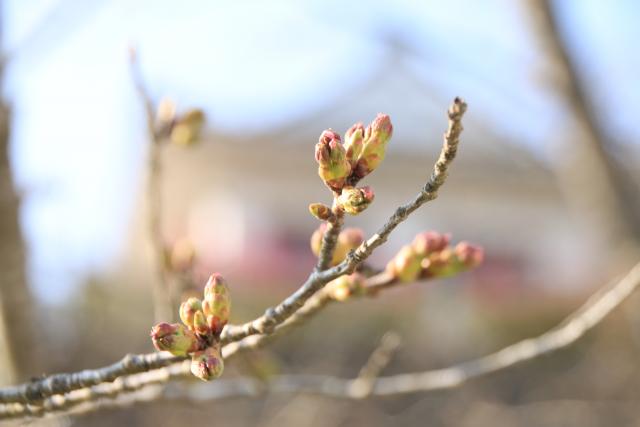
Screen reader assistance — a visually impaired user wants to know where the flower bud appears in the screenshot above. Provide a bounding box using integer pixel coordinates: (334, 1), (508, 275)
(179, 297), (202, 330)
(412, 231), (450, 257)
(454, 242), (484, 269)
(191, 345), (224, 381)
(308, 203), (333, 221)
(344, 122), (365, 166)
(336, 186), (374, 215)
(332, 227), (364, 265)
(170, 109), (205, 146)
(326, 273), (365, 301)
(203, 273), (231, 335)
(193, 310), (209, 336)
(315, 129), (351, 192)
(353, 114), (393, 179)
(150, 322), (199, 356)
(387, 245), (423, 282)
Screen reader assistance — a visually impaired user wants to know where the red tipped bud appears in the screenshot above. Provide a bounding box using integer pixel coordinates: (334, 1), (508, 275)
(336, 186), (375, 215)
(315, 129), (351, 192)
(179, 297), (202, 330)
(191, 345), (224, 381)
(326, 273), (365, 301)
(412, 231), (451, 257)
(150, 322), (199, 356)
(344, 122), (365, 166)
(203, 274), (231, 335)
(353, 114), (393, 179)
(387, 245), (423, 282)
(308, 203), (333, 221)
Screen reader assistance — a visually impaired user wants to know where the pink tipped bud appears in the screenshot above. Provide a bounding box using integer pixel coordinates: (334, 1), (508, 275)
(150, 322), (199, 356)
(191, 345), (224, 381)
(179, 297), (202, 330)
(353, 114), (393, 179)
(336, 186), (375, 215)
(332, 227), (365, 265)
(344, 122), (365, 166)
(386, 245), (423, 283)
(203, 274), (231, 335)
(412, 231), (451, 257)
(454, 242), (484, 269)
(326, 273), (366, 301)
(315, 129), (352, 192)
(308, 203), (333, 221)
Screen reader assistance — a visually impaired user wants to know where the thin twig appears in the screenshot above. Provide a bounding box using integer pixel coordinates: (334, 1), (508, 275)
(4, 259), (640, 420)
(0, 98), (467, 408)
(349, 331), (402, 398)
(315, 205), (345, 272)
(129, 49), (173, 322)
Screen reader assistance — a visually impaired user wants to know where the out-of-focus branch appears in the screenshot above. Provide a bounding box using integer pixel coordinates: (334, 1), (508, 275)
(0, 98), (467, 407)
(349, 331), (401, 398)
(129, 49), (173, 322)
(4, 259), (640, 421)
(0, 8), (41, 384)
(526, 0), (640, 254)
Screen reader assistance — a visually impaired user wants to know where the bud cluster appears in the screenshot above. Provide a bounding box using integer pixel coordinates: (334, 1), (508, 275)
(386, 231), (483, 282)
(310, 225), (364, 266)
(150, 273), (231, 381)
(313, 114), (393, 216)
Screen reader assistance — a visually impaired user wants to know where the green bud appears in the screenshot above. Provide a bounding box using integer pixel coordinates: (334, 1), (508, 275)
(336, 186), (375, 215)
(422, 242), (484, 278)
(170, 109), (205, 146)
(193, 310), (209, 336)
(386, 245), (423, 282)
(179, 297), (202, 330)
(191, 345), (224, 381)
(326, 273), (365, 301)
(308, 203), (333, 221)
(150, 322), (200, 356)
(203, 274), (231, 335)
(344, 122), (365, 166)
(315, 129), (351, 192)
(353, 114), (393, 179)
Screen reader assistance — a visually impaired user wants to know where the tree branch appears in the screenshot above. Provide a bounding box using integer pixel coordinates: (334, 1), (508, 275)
(0, 97), (467, 409)
(4, 259), (640, 421)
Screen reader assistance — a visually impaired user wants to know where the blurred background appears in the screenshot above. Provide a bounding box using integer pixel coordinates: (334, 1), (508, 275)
(2, 0), (640, 425)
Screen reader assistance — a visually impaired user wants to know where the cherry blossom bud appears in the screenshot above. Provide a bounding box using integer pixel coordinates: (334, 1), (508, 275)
(326, 273), (365, 301)
(353, 114), (393, 179)
(332, 227), (364, 265)
(179, 297), (202, 330)
(387, 245), (423, 282)
(150, 322), (199, 356)
(203, 274), (231, 335)
(412, 231), (451, 257)
(193, 310), (209, 336)
(170, 109), (205, 146)
(191, 345), (224, 381)
(315, 129), (351, 192)
(308, 203), (333, 221)
(454, 242), (484, 269)
(344, 122), (365, 166)
(336, 186), (375, 215)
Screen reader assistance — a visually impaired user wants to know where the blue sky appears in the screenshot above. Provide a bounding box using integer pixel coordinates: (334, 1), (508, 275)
(2, 0), (638, 302)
